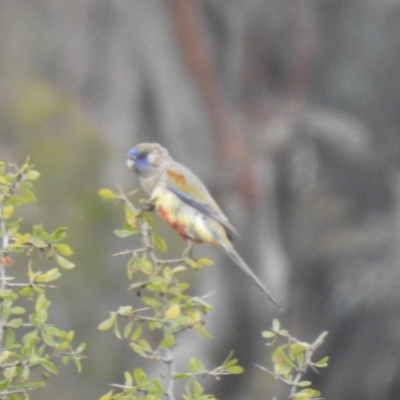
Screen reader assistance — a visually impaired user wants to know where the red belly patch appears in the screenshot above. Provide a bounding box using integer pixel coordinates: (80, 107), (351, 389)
(157, 206), (189, 240)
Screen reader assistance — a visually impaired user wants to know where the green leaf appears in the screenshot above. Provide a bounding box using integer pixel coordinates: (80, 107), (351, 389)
(4, 329), (16, 349)
(262, 330), (276, 339)
(123, 321), (133, 338)
(98, 317), (115, 331)
(148, 379), (164, 396)
(21, 363), (30, 380)
(124, 204), (137, 227)
(2, 205), (14, 219)
(76, 342), (87, 354)
(20, 380), (45, 389)
(0, 350), (12, 363)
(0, 379), (10, 391)
(124, 371), (133, 386)
(74, 357), (83, 373)
(51, 227), (68, 242)
(133, 368), (147, 386)
(35, 268), (62, 282)
(99, 390), (114, 400)
(41, 327), (57, 346)
(56, 254), (75, 269)
(114, 229), (136, 238)
(172, 266), (187, 274)
(39, 359), (58, 374)
(313, 331), (329, 347)
(158, 334), (175, 350)
(26, 170), (40, 180)
(35, 293), (50, 311)
(184, 258), (197, 269)
(20, 186), (36, 203)
(165, 304), (181, 320)
(141, 297), (161, 307)
(151, 232), (168, 252)
(10, 306), (25, 315)
(272, 318), (281, 331)
(6, 318), (23, 328)
(130, 342), (145, 356)
(191, 380), (204, 397)
(31, 308), (48, 326)
(138, 339), (152, 352)
(297, 380), (312, 387)
(3, 365), (17, 380)
(114, 320), (122, 339)
(55, 243), (74, 256)
(0, 290), (18, 300)
(226, 365), (244, 374)
(99, 188), (118, 200)
(292, 388), (321, 399)
(131, 326), (143, 342)
(174, 372), (191, 380)
(196, 326), (213, 339)
(19, 286), (33, 297)
(189, 358), (205, 373)
(135, 257), (153, 275)
(313, 356), (329, 368)
(194, 258), (214, 269)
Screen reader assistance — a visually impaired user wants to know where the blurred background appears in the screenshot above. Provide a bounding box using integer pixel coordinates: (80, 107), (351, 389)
(1, 0), (400, 399)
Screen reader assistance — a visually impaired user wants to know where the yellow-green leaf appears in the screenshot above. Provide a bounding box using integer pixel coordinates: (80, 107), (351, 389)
(55, 244), (74, 256)
(272, 318), (281, 331)
(0, 350), (12, 363)
(2, 206), (14, 219)
(26, 170), (40, 180)
(194, 258), (214, 269)
(124, 204), (137, 227)
(165, 304), (181, 320)
(227, 365), (244, 374)
(189, 358), (205, 373)
(135, 257), (153, 275)
(35, 268), (62, 282)
(99, 390), (114, 400)
(98, 188), (118, 200)
(56, 254), (75, 269)
(151, 232), (168, 252)
(124, 371), (133, 386)
(158, 334), (175, 350)
(262, 330), (276, 339)
(98, 317), (115, 331)
(131, 326), (143, 342)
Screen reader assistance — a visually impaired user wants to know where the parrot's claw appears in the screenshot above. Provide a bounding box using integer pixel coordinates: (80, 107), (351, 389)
(182, 241), (195, 259)
(140, 202), (155, 212)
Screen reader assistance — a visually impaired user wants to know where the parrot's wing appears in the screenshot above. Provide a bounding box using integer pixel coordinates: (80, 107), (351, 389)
(165, 166), (239, 236)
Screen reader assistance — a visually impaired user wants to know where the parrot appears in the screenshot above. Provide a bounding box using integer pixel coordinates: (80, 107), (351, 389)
(127, 143), (280, 308)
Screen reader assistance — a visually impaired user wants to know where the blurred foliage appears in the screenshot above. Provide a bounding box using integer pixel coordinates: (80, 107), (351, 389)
(0, 159), (84, 399)
(98, 188), (244, 400)
(0, 74), (118, 399)
(257, 319), (328, 400)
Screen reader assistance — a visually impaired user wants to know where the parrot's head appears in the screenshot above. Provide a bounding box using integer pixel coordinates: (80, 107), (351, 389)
(127, 143), (169, 177)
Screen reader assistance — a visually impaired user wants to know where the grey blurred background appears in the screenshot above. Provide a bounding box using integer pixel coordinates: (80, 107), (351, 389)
(1, 0), (400, 399)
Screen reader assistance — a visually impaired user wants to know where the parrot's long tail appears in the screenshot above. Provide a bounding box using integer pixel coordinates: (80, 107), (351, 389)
(222, 244), (281, 308)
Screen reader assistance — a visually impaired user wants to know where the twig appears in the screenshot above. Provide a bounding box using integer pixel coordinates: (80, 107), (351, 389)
(0, 211), (9, 353)
(165, 349), (176, 400)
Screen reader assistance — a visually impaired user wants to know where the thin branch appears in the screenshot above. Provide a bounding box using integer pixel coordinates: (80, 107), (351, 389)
(0, 211), (9, 353)
(4, 282), (57, 289)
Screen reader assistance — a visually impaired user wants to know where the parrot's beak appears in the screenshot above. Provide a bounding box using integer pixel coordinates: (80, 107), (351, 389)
(126, 158), (135, 169)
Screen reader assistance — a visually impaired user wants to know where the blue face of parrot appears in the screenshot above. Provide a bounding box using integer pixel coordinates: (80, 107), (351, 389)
(127, 148), (150, 174)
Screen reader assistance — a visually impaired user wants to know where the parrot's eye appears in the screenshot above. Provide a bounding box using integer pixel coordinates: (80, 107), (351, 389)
(136, 152), (148, 160)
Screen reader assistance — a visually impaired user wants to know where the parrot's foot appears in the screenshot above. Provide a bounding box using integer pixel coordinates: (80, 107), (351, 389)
(140, 202), (155, 213)
(182, 241), (195, 259)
